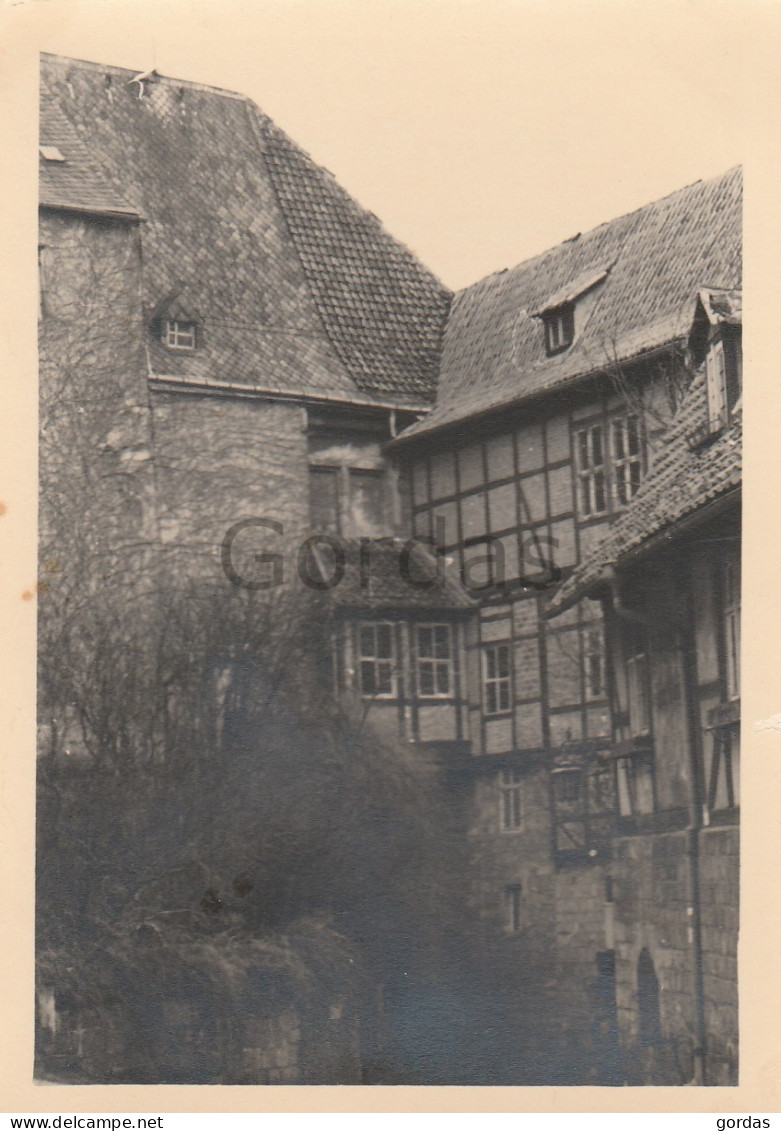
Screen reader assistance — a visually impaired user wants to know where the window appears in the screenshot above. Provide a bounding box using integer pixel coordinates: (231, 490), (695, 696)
(499, 768), (522, 831)
(358, 623), (396, 698)
(347, 469), (385, 537)
(40, 145), (66, 162)
(576, 425), (607, 516)
(627, 651), (650, 737)
(584, 627), (605, 700)
(612, 416), (642, 505)
(309, 467), (339, 534)
(308, 463), (388, 537)
(416, 624), (453, 698)
(505, 884), (523, 932)
(553, 767), (581, 803)
(706, 721), (740, 813)
(575, 416), (645, 516)
(723, 560), (740, 701)
(544, 304), (575, 354)
(616, 752), (655, 817)
(483, 643), (511, 715)
(163, 319), (196, 350)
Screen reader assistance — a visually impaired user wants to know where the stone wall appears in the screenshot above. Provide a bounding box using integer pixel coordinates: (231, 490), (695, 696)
(612, 831), (698, 1084)
(699, 825), (739, 1084)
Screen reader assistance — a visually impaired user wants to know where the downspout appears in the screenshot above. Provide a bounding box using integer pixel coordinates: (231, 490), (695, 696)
(679, 563), (708, 1086)
(607, 565), (707, 1085)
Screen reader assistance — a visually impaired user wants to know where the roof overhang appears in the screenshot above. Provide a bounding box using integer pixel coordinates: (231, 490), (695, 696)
(546, 485), (741, 618)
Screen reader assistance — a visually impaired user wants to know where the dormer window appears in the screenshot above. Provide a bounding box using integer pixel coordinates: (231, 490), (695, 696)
(688, 289), (742, 442)
(162, 319), (197, 350)
(532, 266), (611, 358)
(543, 304), (575, 355)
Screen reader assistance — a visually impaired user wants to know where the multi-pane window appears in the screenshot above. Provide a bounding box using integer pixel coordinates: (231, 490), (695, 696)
(723, 560), (741, 700)
(584, 626), (606, 700)
(163, 319), (196, 349)
(499, 768), (522, 831)
(505, 884), (523, 932)
(483, 643), (511, 715)
(627, 651), (650, 737)
(416, 624), (453, 698)
(612, 416), (642, 505)
(576, 416), (644, 516)
(544, 305), (575, 354)
(359, 623), (396, 698)
(576, 425), (607, 516)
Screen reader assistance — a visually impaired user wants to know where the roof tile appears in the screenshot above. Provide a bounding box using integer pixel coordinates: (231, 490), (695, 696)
(396, 168), (742, 442)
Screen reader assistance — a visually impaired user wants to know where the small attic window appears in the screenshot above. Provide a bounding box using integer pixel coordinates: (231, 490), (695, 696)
(543, 304), (575, 355)
(162, 319), (197, 350)
(40, 145), (66, 163)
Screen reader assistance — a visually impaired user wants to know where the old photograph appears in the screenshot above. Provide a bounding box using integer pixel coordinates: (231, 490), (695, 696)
(32, 3), (743, 1089)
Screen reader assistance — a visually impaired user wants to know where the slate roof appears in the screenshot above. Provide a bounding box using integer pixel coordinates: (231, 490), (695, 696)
(548, 332), (742, 616)
(394, 167), (742, 444)
(329, 539), (474, 611)
(39, 87), (138, 219)
(39, 54), (450, 409)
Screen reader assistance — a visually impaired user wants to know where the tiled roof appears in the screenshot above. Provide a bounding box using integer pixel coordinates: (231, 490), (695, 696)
(395, 167), (742, 443)
(258, 117), (451, 399)
(40, 55), (450, 408)
(548, 370), (742, 615)
(329, 539), (474, 611)
(39, 88), (138, 219)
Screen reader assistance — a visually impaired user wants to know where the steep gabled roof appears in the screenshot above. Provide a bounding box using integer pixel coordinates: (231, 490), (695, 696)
(548, 321), (742, 616)
(395, 167), (742, 443)
(39, 54), (450, 409)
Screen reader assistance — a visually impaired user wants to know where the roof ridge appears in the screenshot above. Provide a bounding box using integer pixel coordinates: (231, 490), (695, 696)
(456, 165), (743, 298)
(40, 52), (249, 102)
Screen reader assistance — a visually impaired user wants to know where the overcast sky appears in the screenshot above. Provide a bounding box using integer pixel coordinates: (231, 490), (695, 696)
(14, 0), (755, 289)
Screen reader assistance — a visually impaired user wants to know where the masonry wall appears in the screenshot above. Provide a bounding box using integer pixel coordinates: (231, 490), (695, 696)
(38, 210), (157, 760)
(150, 391), (310, 584)
(699, 825), (739, 1084)
(612, 830), (698, 1084)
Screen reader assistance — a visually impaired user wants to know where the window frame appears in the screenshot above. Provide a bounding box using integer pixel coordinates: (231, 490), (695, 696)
(162, 319), (197, 351)
(722, 559), (741, 702)
(483, 642), (512, 717)
(583, 625), (606, 701)
(415, 623), (454, 699)
(499, 767), (523, 832)
(357, 621), (398, 700)
(504, 883), (523, 933)
(626, 650), (651, 738)
(308, 465), (340, 535)
(575, 423), (608, 517)
(615, 750), (656, 818)
(544, 304), (575, 355)
(612, 415), (643, 506)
